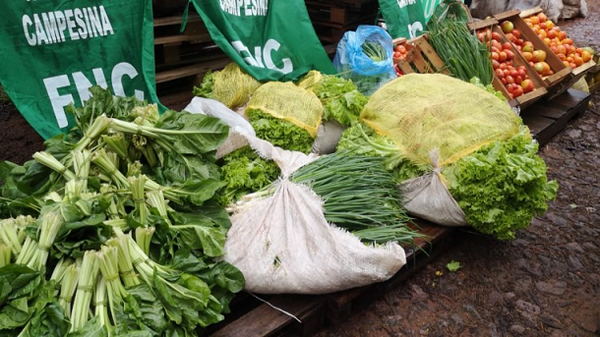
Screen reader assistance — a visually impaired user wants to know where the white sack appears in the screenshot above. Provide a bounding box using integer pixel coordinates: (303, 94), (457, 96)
(311, 120), (347, 155)
(470, 0), (563, 22)
(399, 151), (467, 227)
(224, 133), (406, 294)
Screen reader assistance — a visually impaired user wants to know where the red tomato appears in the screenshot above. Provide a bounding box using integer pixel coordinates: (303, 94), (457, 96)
(502, 42), (513, 51)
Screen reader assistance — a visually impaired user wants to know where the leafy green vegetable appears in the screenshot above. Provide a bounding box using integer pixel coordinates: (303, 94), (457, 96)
(0, 87), (244, 335)
(470, 77), (506, 102)
(192, 71), (215, 100)
(443, 127), (558, 240)
(337, 123), (429, 181)
(301, 73), (368, 127)
(247, 109), (314, 153)
(446, 260), (461, 272)
(290, 151), (420, 244)
(218, 146), (280, 205)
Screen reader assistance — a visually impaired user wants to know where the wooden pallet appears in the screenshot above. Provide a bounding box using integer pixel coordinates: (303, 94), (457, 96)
(305, 0), (378, 44)
(521, 88), (591, 146)
(206, 221), (457, 336)
(392, 35), (450, 75)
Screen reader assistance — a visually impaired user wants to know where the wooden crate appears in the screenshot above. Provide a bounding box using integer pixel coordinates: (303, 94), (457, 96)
(493, 10), (571, 95)
(468, 18), (547, 109)
(392, 35), (450, 75)
(518, 6), (596, 99)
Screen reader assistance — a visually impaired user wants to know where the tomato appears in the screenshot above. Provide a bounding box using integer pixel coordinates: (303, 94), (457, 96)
(515, 75), (523, 85)
(582, 51), (592, 63)
(501, 21), (515, 34)
(547, 29), (556, 39)
(495, 68), (505, 78)
(557, 31), (567, 41)
(502, 42), (513, 51)
(521, 79), (535, 93)
(498, 51), (508, 62)
(518, 68), (527, 78)
(492, 31), (502, 41)
(522, 43), (534, 53)
(521, 51), (533, 61)
(512, 29), (522, 39)
(515, 38), (524, 46)
(506, 75), (515, 84)
(513, 87), (524, 98)
(533, 62), (545, 73)
(562, 38), (574, 45)
(537, 12), (548, 23)
(532, 50), (547, 62)
(530, 15), (540, 25)
(509, 69), (519, 78)
(544, 20), (554, 30)
(505, 50), (515, 60)
(491, 51), (500, 61)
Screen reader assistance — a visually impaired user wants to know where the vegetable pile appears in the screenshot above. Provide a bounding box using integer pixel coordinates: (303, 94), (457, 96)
(337, 122), (558, 240)
(290, 151), (418, 244)
(0, 87), (244, 336)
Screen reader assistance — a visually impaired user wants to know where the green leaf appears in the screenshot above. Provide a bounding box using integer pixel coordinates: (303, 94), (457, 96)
(446, 260), (461, 272)
(247, 109), (314, 153)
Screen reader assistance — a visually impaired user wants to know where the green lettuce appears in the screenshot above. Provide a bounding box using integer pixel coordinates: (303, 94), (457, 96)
(246, 109), (314, 153)
(305, 74), (368, 126)
(443, 128), (558, 240)
(218, 146), (280, 205)
(337, 123), (429, 181)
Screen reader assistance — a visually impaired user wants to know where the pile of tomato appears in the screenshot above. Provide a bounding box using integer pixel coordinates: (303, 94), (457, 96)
(393, 43), (411, 77)
(498, 20), (553, 77)
(523, 12), (593, 69)
(477, 27), (536, 99)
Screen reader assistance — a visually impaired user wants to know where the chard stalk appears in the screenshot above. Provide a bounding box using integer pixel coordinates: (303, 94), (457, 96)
(73, 150), (91, 189)
(106, 236), (140, 288)
(126, 161), (143, 177)
(101, 133), (130, 161)
(14, 215), (36, 243)
(50, 258), (74, 283)
(58, 264), (80, 318)
(128, 175), (148, 224)
(94, 277), (110, 328)
(70, 251), (100, 332)
(146, 190), (172, 225)
(0, 244), (11, 267)
(74, 114), (111, 152)
(134, 227), (155, 257)
(15, 236), (38, 265)
(32, 151), (75, 181)
(97, 246), (128, 323)
(92, 149), (129, 188)
(0, 218), (22, 255)
(27, 211), (64, 270)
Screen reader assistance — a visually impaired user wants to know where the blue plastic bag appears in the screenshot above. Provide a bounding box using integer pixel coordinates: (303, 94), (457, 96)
(333, 25), (397, 95)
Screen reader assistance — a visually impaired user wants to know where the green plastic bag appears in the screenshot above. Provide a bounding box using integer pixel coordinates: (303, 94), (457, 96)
(0, 0), (161, 140)
(188, 0), (336, 81)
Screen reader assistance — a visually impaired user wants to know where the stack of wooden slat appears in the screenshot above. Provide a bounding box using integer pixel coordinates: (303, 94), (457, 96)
(305, 0), (380, 44)
(153, 2), (230, 107)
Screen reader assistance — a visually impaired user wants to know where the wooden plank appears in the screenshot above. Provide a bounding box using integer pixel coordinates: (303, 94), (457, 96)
(154, 13), (201, 27)
(521, 115), (555, 145)
(519, 6), (544, 18)
(154, 33), (212, 46)
(211, 295), (325, 337)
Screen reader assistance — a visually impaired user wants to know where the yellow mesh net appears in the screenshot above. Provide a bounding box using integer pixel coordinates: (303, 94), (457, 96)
(212, 63), (261, 108)
(361, 73), (522, 167)
(246, 81), (323, 137)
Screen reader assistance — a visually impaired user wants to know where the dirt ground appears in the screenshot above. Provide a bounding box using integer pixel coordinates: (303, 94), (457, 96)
(1, 3), (599, 336)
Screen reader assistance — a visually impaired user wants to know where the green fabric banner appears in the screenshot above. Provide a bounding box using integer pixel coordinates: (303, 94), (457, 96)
(0, 0), (160, 139)
(188, 0), (336, 81)
(379, 0), (462, 39)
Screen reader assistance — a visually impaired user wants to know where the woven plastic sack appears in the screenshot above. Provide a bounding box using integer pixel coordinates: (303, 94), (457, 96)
(361, 73), (522, 168)
(333, 25), (397, 96)
(210, 63), (262, 109)
(224, 132), (406, 294)
(246, 81), (323, 138)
